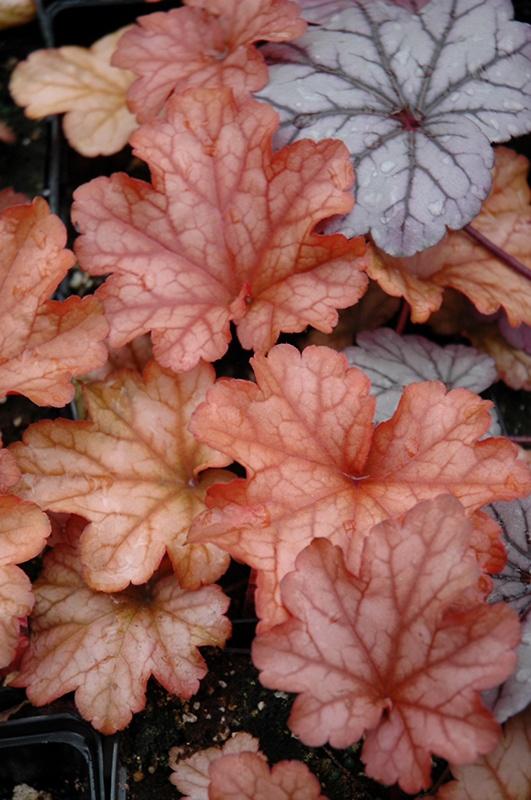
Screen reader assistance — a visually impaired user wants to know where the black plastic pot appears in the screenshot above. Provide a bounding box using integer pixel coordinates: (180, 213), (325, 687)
(0, 690), (126, 800)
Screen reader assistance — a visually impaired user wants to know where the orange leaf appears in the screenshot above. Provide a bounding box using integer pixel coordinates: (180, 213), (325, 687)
(436, 707), (531, 800)
(9, 536), (231, 733)
(113, 0), (306, 122)
(72, 89), (368, 372)
(253, 496), (521, 793)
(9, 29), (136, 156)
(11, 361), (234, 592)
(0, 198), (108, 406)
(189, 344), (531, 629)
(469, 324), (531, 392)
(370, 148), (531, 325)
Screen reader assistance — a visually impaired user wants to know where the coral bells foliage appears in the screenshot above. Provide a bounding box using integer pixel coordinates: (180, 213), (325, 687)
(72, 89), (368, 372)
(113, 0), (307, 122)
(0, 440), (50, 669)
(190, 344), (531, 629)
(0, 198), (108, 406)
(259, 0), (531, 255)
(11, 361), (233, 592)
(170, 732), (328, 799)
(252, 497), (521, 793)
(370, 148), (531, 325)
(10, 520), (231, 733)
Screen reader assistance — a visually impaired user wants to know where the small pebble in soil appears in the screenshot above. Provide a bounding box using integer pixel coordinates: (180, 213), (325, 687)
(12, 787), (51, 800)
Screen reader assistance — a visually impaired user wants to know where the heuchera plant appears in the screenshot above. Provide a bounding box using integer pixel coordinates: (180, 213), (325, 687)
(2, 0), (531, 796)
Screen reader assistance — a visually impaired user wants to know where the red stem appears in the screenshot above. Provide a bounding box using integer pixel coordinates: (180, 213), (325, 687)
(464, 225), (531, 281)
(395, 301), (410, 335)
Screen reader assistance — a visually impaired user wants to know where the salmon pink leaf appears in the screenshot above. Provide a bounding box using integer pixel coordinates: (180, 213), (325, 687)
(209, 751), (328, 799)
(0, 188), (28, 211)
(189, 344), (531, 630)
(10, 29), (136, 157)
(9, 537), (231, 733)
(259, 0), (531, 255)
(436, 708), (531, 800)
(484, 613), (531, 725)
(11, 361), (234, 592)
(369, 147), (531, 325)
(169, 732), (262, 799)
(344, 328), (497, 421)
(0, 565), (33, 670)
(113, 0), (306, 122)
(252, 496), (521, 793)
(72, 90), (368, 372)
(0, 198), (108, 406)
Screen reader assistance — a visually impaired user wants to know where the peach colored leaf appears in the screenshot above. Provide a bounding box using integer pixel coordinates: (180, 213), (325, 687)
(169, 732), (261, 799)
(0, 491), (51, 669)
(370, 148), (531, 324)
(0, 295), (109, 407)
(0, 122), (16, 144)
(11, 361), (234, 592)
(469, 323), (531, 392)
(0, 188), (28, 211)
(82, 335), (152, 383)
(253, 496), (521, 793)
(0, 0), (35, 30)
(209, 751), (328, 799)
(9, 29), (136, 157)
(9, 538), (231, 733)
(189, 344), (531, 630)
(0, 495), (51, 569)
(0, 565), (33, 669)
(436, 708), (531, 800)
(72, 89), (368, 372)
(0, 198), (108, 406)
(484, 613), (531, 726)
(113, 0), (306, 122)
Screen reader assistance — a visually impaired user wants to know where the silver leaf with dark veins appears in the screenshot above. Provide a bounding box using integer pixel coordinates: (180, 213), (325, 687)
(343, 327), (498, 421)
(482, 497), (531, 721)
(486, 496), (531, 618)
(259, 0), (531, 255)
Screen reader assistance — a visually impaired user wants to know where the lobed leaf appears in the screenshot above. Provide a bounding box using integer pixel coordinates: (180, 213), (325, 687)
(259, 0), (531, 255)
(436, 707), (531, 800)
(11, 361), (233, 591)
(113, 0), (306, 122)
(370, 147), (531, 324)
(189, 344), (531, 629)
(0, 198), (108, 406)
(253, 496), (521, 793)
(469, 323), (531, 392)
(297, 0), (430, 23)
(344, 328), (497, 421)
(10, 537), (231, 733)
(169, 732), (262, 799)
(209, 751), (328, 799)
(72, 89), (368, 372)
(10, 29), (136, 156)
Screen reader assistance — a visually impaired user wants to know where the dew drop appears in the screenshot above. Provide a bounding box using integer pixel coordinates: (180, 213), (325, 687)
(381, 160), (395, 173)
(450, 92), (460, 103)
(428, 199), (443, 216)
